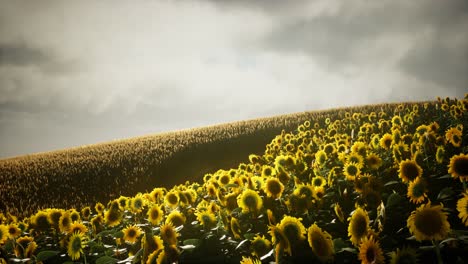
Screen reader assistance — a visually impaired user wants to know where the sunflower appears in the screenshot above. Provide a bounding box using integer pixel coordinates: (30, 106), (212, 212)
(147, 205), (164, 226)
(278, 215), (306, 246)
(366, 153), (382, 170)
(407, 177), (427, 204)
(32, 210), (50, 231)
(407, 202), (450, 241)
(240, 256), (262, 264)
(67, 232), (87, 261)
(311, 176), (326, 188)
(314, 186), (325, 200)
(7, 224), (21, 239)
(436, 146), (445, 164)
(348, 207), (370, 246)
(70, 209), (81, 223)
(81, 207), (91, 220)
(251, 235), (272, 258)
(95, 202), (105, 215)
(445, 126), (462, 147)
(264, 178), (284, 199)
(196, 211), (217, 229)
(146, 249), (164, 264)
(238, 189), (263, 214)
(57, 211), (71, 233)
(389, 247), (419, 264)
(218, 173), (231, 186)
(104, 208), (122, 227)
(268, 225), (291, 256)
(90, 215), (103, 234)
(130, 195), (145, 213)
(315, 150), (328, 167)
(456, 192), (468, 226)
(307, 223), (334, 262)
(358, 236), (384, 264)
(69, 222), (88, 235)
(150, 188), (165, 204)
(165, 191), (180, 209)
(0, 225), (7, 244)
(380, 134), (393, 149)
(230, 217), (242, 239)
(448, 153), (468, 181)
(166, 210), (186, 227)
(160, 223), (179, 246)
(122, 225), (142, 244)
(47, 208), (64, 230)
(334, 203), (345, 223)
(117, 196), (129, 210)
(343, 162), (361, 181)
(398, 160), (422, 183)
(15, 236), (36, 258)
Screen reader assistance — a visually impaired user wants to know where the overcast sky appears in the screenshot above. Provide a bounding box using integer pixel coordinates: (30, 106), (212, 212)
(0, 0), (466, 158)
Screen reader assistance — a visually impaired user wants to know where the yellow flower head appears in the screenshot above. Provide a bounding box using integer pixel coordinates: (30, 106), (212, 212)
(358, 236), (385, 264)
(7, 224), (21, 239)
(67, 232), (87, 261)
(278, 216), (306, 245)
(407, 202), (450, 241)
(0, 225), (8, 245)
(122, 225), (142, 244)
(80, 207), (91, 220)
(196, 211), (217, 229)
(366, 153), (382, 170)
(348, 207), (370, 246)
(166, 210), (186, 227)
(104, 208), (122, 227)
(69, 221), (88, 235)
(250, 235), (272, 258)
(147, 204), (164, 226)
(445, 126), (463, 147)
(380, 133), (393, 149)
(307, 223), (334, 262)
(237, 189), (263, 214)
(398, 160), (422, 183)
(343, 162), (361, 181)
(456, 192), (468, 226)
(95, 202), (105, 215)
(164, 191), (180, 209)
(264, 178), (284, 199)
(311, 176), (326, 188)
(448, 153), (468, 181)
(407, 177), (427, 204)
(15, 236), (36, 258)
(160, 223), (179, 246)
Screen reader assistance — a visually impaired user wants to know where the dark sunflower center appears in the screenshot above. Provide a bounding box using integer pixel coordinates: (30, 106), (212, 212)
(347, 165), (358, 176)
(414, 209), (442, 236)
(36, 215), (50, 230)
(313, 178), (323, 186)
(168, 194), (178, 205)
(107, 210), (120, 221)
(311, 232), (329, 257)
(252, 240), (268, 255)
(72, 237), (82, 251)
(366, 246), (376, 262)
(151, 209), (160, 219)
(134, 199), (143, 208)
(352, 215), (367, 238)
(267, 180), (281, 195)
(220, 175), (230, 185)
(411, 183), (425, 198)
(128, 229), (136, 238)
(402, 163), (419, 181)
(62, 217), (70, 227)
(264, 168), (273, 176)
(283, 224), (300, 242)
(368, 156), (378, 165)
(244, 195), (258, 209)
(384, 138), (392, 148)
(453, 157), (468, 176)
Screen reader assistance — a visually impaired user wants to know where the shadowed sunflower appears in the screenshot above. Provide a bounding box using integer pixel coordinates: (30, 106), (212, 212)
(240, 256), (262, 264)
(67, 232), (87, 261)
(348, 207), (370, 246)
(58, 211), (72, 233)
(366, 153), (382, 170)
(95, 202), (105, 215)
(436, 146), (445, 164)
(15, 236), (37, 258)
(146, 248), (164, 264)
(32, 211), (50, 232)
(278, 216), (306, 246)
(81, 206), (91, 220)
(268, 225), (291, 256)
(407, 202), (450, 241)
(407, 177), (427, 204)
(456, 192), (468, 226)
(123, 225), (142, 244)
(262, 165), (276, 178)
(230, 217), (242, 239)
(311, 176), (326, 188)
(238, 189), (263, 214)
(448, 153), (468, 181)
(307, 223), (334, 262)
(389, 247), (419, 264)
(334, 203), (345, 223)
(117, 196), (129, 211)
(47, 209), (64, 231)
(105, 208), (122, 227)
(166, 210), (186, 227)
(399, 160), (422, 183)
(160, 223), (179, 246)
(358, 236), (384, 264)
(315, 150), (328, 167)
(70, 209), (81, 223)
(251, 235), (272, 258)
(347, 152), (364, 167)
(264, 178), (284, 199)
(130, 195), (145, 213)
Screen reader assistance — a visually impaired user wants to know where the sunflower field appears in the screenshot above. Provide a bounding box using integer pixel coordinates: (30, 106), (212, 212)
(0, 95), (467, 264)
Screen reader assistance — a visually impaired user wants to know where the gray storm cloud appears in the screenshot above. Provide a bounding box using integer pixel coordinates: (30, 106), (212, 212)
(0, 0), (466, 158)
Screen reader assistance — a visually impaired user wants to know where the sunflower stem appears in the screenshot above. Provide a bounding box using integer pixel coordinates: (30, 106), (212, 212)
(462, 180), (467, 192)
(432, 240), (443, 264)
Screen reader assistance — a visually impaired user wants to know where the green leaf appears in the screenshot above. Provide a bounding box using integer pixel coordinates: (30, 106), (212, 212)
(386, 193), (403, 208)
(36, 251), (59, 262)
(243, 233), (256, 240)
(95, 256), (118, 264)
(384, 181), (399, 186)
(183, 239), (201, 247)
(333, 238), (347, 252)
(437, 187), (455, 201)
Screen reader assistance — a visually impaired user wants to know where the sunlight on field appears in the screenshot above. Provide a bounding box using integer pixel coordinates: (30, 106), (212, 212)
(0, 95), (467, 263)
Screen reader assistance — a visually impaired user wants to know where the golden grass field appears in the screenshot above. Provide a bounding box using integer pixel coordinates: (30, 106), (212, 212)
(0, 96), (467, 264)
